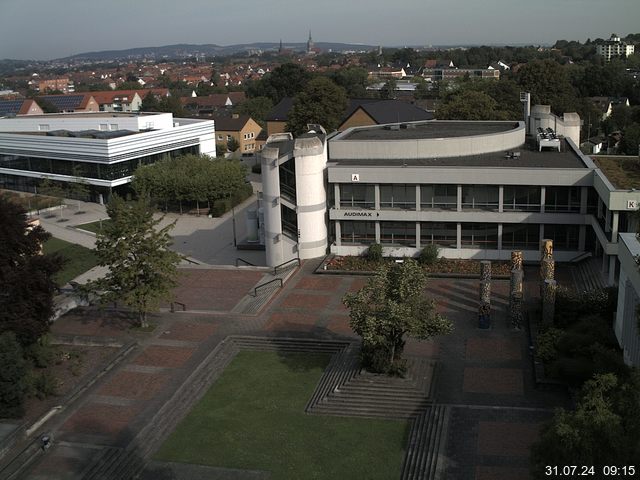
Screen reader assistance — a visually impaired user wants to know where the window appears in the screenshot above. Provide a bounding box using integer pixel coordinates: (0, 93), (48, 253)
(421, 222), (457, 247)
(380, 184), (415, 209)
(341, 221), (376, 244)
(502, 223), (539, 250)
(544, 224), (579, 250)
(217, 135), (223, 141)
(226, 135), (232, 141)
(461, 223), (498, 249)
(99, 124), (108, 131)
(545, 187), (581, 213)
(421, 185), (457, 210)
(340, 184), (375, 209)
(279, 158), (296, 201)
(462, 185), (499, 211)
(281, 205), (298, 240)
(380, 222), (416, 246)
(503, 186), (541, 212)
(38, 124), (49, 132)
(109, 124), (119, 130)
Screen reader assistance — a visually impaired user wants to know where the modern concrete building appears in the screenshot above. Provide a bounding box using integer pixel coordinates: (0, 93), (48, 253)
(614, 233), (640, 366)
(259, 109), (640, 290)
(0, 112), (215, 203)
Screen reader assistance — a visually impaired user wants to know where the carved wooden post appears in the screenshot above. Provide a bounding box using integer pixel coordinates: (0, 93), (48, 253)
(542, 279), (557, 326)
(510, 292), (524, 329)
(511, 250), (523, 271)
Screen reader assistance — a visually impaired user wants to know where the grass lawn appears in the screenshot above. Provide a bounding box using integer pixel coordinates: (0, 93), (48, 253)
(75, 219), (111, 234)
(43, 237), (99, 286)
(592, 156), (640, 189)
(155, 351), (409, 480)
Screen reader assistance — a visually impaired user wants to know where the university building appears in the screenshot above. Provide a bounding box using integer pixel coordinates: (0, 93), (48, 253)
(0, 112), (216, 203)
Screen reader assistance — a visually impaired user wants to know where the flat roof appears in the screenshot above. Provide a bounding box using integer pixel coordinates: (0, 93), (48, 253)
(342, 121), (519, 141)
(330, 139), (587, 169)
(592, 156), (640, 189)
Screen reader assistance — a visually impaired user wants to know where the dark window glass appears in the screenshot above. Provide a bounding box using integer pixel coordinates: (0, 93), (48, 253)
(545, 187), (581, 213)
(380, 222), (416, 246)
(462, 185), (499, 211)
(380, 184), (415, 209)
(461, 223), (499, 249)
(544, 224), (579, 250)
(503, 186), (541, 212)
(340, 184), (375, 209)
(340, 221), (376, 244)
(420, 222), (457, 247)
(502, 223), (540, 249)
(281, 205), (298, 240)
(421, 184), (457, 210)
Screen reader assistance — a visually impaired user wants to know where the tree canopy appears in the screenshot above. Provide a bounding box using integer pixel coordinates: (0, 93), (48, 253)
(246, 63), (312, 104)
(84, 196), (182, 328)
(286, 77), (348, 135)
(343, 259), (453, 375)
(0, 195), (62, 347)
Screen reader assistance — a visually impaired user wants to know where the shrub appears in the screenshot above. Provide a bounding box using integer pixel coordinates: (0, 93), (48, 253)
(536, 327), (564, 363)
(25, 335), (55, 369)
(365, 243), (383, 262)
(26, 370), (59, 400)
(0, 332), (28, 418)
(555, 287), (617, 327)
(418, 244), (439, 265)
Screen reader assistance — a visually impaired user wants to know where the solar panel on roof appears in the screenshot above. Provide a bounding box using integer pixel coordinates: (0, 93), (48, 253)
(0, 100), (24, 115)
(41, 95), (84, 110)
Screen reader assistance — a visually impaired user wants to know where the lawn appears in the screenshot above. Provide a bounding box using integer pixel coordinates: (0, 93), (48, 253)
(43, 237), (99, 286)
(592, 156), (640, 190)
(155, 351), (409, 480)
(75, 219), (111, 234)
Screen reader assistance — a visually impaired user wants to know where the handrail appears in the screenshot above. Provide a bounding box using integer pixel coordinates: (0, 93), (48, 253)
(254, 278), (283, 296)
(273, 257), (300, 275)
(568, 251), (593, 263)
(235, 257), (255, 267)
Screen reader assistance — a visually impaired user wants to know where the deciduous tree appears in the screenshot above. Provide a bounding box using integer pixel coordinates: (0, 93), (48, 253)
(343, 259), (453, 375)
(84, 197), (181, 328)
(286, 77), (348, 135)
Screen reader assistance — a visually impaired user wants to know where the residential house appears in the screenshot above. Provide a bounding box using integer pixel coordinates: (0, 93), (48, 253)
(91, 91), (143, 112)
(589, 96), (630, 120)
(597, 34), (635, 62)
(37, 94), (100, 113)
(214, 114), (262, 156)
(0, 99), (44, 117)
(35, 77), (74, 93)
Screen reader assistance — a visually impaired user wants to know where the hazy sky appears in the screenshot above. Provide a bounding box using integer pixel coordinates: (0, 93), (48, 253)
(0, 0), (637, 60)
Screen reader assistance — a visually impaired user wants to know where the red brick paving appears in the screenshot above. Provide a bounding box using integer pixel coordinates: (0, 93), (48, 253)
(295, 276), (343, 291)
(132, 345), (195, 369)
(97, 371), (170, 400)
(463, 367), (524, 395)
(30, 454), (91, 477)
(159, 322), (218, 342)
(347, 278), (368, 292)
(51, 311), (133, 337)
(404, 338), (439, 357)
(326, 314), (356, 336)
(280, 293), (331, 309)
(477, 421), (540, 456)
(476, 466), (530, 480)
(171, 269), (264, 311)
(62, 403), (141, 437)
(466, 338), (521, 361)
(265, 311), (320, 332)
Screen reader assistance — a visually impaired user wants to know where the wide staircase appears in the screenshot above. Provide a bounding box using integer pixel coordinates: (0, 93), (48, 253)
(569, 257), (606, 292)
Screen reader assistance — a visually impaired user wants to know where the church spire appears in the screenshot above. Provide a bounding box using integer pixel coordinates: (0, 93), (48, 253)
(306, 30), (314, 54)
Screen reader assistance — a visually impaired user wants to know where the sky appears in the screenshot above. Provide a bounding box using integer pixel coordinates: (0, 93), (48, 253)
(0, 0), (638, 60)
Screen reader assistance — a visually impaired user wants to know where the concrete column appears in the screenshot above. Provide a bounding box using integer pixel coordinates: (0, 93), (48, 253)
(456, 223), (462, 249)
(334, 184), (340, 209)
(415, 185), (421, 212)
(579, 225), (586, 251)
(611, 212), (619, 243)
(608, 256), (616, 286)
(457, 185), (462, 212)
(261, 148), (284, 267)
(498, 185), (504, 213)
(375, 221), (380, 244)
(374, 184), (380, 210)
(415, 222), (421, 249)
(335, 221), (341, 246)
(540, 186), (546, 213)
(497, 223), (503, 251)
(539, 224), (545, 250)
(580, 186), (588, 214)
(605, 208), (611, 232)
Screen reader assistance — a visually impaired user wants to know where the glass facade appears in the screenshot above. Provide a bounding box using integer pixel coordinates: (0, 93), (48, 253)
(420, 185), (457, 210)
(545, 186), (581, 213)
(281, 205), (298, 240)
(544, 224), (580, 250)
(502, 223), (540, 250)
(380, 222), (416, 246)
(0, 146), (198, 182)
(461, 223), (499, 249)
(503, 186), (541, 212)
(420, 222), (457, 247)
(462, 185), (499, 211)
(341, 221), (376, 245)
(380, 184), (415, 209)
(340, 184), (375, 209)
(278, 158), (296, 202)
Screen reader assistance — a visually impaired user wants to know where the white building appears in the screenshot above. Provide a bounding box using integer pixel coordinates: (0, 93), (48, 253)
(0, 112), (215, 203)
(596, 34), (635, 62)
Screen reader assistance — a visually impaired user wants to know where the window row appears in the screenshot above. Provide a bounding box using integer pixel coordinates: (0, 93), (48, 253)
(336, 184), (587, 213)
(339, 221), (580, 250)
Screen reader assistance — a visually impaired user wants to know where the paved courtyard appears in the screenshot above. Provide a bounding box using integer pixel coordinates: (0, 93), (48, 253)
(14, 262), (567, 480)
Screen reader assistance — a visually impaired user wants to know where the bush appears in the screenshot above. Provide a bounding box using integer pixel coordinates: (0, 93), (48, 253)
(26, 370), (59, 400)
(536, 327), (564, 363)
(418, 244), (439, 265)
(555, 287), (617, 327)
(365, 243), (383, 262)
(0, 332), (28, 418)
(25, 335), (56, 369)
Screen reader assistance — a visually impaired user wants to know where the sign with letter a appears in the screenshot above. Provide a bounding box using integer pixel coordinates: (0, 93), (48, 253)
(351, 174), (360, 182)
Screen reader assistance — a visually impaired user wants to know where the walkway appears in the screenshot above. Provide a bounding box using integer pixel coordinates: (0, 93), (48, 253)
(8, 261), (567, 480)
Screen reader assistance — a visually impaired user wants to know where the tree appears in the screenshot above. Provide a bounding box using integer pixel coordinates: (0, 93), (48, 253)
(246, 63), (312, 104)
(85, 197), (181, 328)
(343, 259), (453, 375)
(0, 195), (62, 347)
(286, 77), (348, 135)
(140, 92), (161, 112)
(379, 78), (397, 99)
(516, 59), (577, 113)
(0, 332), (28, 418)
(227, 136), (240, 153)
(530, 372), (640, 477)
(234, 96), (273, 127)
(436, 90), (509, 120)
(619, 123), (640, 155)
(331, 66), (370, 98)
